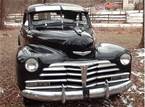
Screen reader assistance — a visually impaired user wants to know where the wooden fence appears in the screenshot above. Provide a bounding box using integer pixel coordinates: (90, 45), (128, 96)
(89, 13), (126, 23)
(89, 10), (143, 23)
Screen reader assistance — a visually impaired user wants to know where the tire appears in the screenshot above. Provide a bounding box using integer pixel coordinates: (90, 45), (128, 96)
(110, 93), (120, 100)
(23, 97), (42, 107)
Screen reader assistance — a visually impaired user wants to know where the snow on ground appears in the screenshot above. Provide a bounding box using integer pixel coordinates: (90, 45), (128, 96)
(128, 84), (144, 95)
(135, 48), (145, 64)
(131, 71), (144, 83)
(120, 95), (133, 107)
(0, 87), (4, 97)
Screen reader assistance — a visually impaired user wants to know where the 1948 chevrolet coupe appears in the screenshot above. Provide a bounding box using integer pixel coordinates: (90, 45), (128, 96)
(16, 3), (132, 104)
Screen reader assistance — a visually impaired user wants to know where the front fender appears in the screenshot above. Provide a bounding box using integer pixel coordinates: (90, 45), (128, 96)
(95, 43), (130, 60)
(17, 44), (67, 64)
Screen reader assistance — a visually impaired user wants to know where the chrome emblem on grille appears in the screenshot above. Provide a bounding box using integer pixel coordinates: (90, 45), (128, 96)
(81, 65), (88, 88)
(73, 51), (91, 56)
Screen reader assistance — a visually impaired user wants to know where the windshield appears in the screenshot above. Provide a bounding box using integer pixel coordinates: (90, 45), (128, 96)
(30, 11), (90, 30)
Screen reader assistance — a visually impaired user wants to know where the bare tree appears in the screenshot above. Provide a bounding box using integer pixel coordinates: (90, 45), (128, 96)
(138, 0), (144, 48)
(0, 0), (5, 29)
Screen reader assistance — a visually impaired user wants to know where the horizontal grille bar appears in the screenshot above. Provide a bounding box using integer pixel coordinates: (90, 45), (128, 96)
(87, 68), (119, 75)
(49, 60), (111, 67)
(87, 72), (129, 82)
(88, 63), (117, 70)
(43, 63), (117, 72)
(40, 73), (81, 77)
(43, 67), (80, 71)
(25, 78), (129, 90)
(40, 68), (119, 77)
(26, 79), (82, 83)
(25, 79), (67, 83)
(96, 63), (117, 68)
(87, 78), (129, 88)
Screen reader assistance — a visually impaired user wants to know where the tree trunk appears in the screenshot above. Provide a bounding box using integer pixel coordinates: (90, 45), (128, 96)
(0, 0), (5, 29)
(138, 0), (144, 48)
(37, 0), (47, 3)
(43, 0), (47, 3)
(138, 33), (144, 48)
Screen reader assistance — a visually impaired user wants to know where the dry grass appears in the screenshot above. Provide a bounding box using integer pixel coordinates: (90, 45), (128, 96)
(94, 28), (143, 49)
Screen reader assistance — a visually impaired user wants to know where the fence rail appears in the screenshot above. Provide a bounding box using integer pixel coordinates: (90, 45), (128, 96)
(90, 13), (126, 23)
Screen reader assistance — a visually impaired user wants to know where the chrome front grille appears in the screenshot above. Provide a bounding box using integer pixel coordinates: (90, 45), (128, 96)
(25, 60), (130, 90)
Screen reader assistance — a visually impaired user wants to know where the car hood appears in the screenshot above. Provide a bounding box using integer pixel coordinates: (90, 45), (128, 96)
(28, 29), (94, 51)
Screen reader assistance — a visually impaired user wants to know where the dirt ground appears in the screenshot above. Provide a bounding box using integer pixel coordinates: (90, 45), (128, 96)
(0, 27), (144, 107)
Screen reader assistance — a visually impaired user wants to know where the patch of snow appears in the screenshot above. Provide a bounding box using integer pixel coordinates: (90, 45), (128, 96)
(0, 87), (4, 96)
(131, 71), (144, 83)
(136, 52), (145, 57)
(120, 95), (133, 107)
(128, 84), (144, 94)
(135, 48), (145, 57)
(131, 71), (142, 77)
(135, 48), (145, 64)
(140, 59), (144, 63)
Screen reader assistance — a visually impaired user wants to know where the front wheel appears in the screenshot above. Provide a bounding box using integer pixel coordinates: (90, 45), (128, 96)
(23, 97), (42, 107)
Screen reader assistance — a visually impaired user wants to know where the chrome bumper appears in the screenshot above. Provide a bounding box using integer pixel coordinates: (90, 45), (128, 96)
(22, 81), (132, 102)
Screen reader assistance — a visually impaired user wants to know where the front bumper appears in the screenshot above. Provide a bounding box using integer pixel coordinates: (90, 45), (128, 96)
(22, 80), (132, 102)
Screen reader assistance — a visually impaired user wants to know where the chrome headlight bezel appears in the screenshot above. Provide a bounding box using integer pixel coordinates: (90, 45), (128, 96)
(120, 53), (131, 65)
(25, 58), (39, 72)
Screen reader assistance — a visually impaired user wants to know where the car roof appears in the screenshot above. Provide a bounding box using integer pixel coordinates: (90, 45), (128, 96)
(27, 3), (87, 13)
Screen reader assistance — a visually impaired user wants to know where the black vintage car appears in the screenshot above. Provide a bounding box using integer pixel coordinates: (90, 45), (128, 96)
(16, 3), (132, 105)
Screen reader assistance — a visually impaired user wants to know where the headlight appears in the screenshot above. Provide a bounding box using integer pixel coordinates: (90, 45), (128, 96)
(120, 53), (131, 65)
(25, 58), (39, 72)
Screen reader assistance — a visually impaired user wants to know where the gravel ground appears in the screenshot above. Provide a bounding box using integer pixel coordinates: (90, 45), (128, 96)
(0, 27), (144, 107)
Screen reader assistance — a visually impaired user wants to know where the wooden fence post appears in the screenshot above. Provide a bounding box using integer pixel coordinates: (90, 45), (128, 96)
(0, 0), (5, 29)
(108, 14), (109, 23)
(125, 11), (127, 23)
